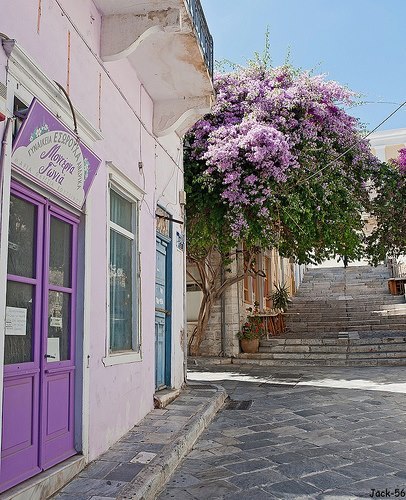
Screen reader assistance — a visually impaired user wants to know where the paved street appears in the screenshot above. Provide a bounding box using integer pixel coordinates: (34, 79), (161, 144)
(159, 363), (406, 499)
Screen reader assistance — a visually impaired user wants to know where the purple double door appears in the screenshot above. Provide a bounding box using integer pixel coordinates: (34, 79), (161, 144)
(1, 182), (78, 492)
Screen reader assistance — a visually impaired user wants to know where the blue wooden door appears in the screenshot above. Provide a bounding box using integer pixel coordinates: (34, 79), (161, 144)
(155, 237), (170, 389)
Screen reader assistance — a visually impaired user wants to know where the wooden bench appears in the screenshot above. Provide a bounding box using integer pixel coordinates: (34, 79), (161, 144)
(388, 278), (406, 295)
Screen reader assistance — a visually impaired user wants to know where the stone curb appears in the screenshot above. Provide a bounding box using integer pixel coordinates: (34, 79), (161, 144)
(189, 356), (234, 366)
(118, 382), (228, 500)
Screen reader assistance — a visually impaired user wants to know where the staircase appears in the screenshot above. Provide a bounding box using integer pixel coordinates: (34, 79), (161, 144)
(240, 265), (406, 366)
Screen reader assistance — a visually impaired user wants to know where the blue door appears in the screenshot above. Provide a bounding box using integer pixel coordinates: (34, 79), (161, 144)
(155, 236), (171, 389)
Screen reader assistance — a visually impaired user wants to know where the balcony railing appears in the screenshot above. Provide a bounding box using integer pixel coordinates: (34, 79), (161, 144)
(185, 0), (214, 79)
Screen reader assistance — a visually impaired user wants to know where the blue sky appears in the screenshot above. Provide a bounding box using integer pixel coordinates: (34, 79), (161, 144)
(200, 0), (406, 131)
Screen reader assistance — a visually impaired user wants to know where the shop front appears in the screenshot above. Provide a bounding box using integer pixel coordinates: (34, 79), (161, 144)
(1, 98), (100, 492)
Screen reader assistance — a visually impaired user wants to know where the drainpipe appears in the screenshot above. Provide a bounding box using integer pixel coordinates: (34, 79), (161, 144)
(183, 213), (188, 384)
(0, 116), (12, 460)
(0, 118), (12, 239)
(220, 264), (226, 356)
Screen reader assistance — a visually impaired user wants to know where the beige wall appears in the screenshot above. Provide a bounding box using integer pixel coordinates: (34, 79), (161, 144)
(369, 129), (406, 163)
(187, 249), (303, 357)
(385, 144), (405, 161)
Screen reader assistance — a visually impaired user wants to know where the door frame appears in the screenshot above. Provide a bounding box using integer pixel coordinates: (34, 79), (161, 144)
(1, 182), (45, 491)
(155, 227), (172, 390)
(1, 180), (80, 491)
(40, 198), (79, 470)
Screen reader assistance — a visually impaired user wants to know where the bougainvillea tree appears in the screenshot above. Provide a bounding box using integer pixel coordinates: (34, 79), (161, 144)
(185, 59), (381, 355)
(366, 149), (406, 264)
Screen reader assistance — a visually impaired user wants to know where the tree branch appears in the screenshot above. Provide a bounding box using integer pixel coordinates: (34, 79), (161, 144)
(186, 269), (203, 289)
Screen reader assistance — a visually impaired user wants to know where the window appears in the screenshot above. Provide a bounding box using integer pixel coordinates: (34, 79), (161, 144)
(109, 188), (139, 353)
(243, 251), (260, 305)
(264, 256), (272, 310)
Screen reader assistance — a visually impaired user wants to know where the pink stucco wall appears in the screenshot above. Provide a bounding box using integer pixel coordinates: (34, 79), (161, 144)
(1, 0), (183, 460)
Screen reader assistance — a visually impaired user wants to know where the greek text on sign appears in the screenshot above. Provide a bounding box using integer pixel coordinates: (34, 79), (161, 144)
(12, 99), (101, 209)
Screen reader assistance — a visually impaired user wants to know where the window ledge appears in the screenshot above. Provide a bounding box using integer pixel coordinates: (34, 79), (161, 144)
(102, 351), (142, 366)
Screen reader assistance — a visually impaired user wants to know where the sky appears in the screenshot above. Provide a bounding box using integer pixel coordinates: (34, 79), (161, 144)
(200, 0), (406, 132)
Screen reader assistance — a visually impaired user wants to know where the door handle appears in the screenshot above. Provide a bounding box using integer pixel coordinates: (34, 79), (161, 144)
(155, 308), (171, 316)
(44, 354), (56, 359)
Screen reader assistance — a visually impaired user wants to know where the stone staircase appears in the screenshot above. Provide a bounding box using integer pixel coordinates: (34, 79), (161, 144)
(240, 265), (406, 366)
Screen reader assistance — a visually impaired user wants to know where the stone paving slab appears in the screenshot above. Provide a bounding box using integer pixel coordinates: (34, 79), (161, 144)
(157, 362), (406, 499)
(52, 383), (227, 500)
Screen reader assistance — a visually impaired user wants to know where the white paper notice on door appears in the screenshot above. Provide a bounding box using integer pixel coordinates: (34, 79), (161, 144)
(50, 316), (63, 328)
(5, 306), (27, 336)
(47, 338), (60, 361)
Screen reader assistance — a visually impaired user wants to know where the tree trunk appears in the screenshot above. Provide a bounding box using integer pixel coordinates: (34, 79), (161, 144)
(187, 248), (256, 356)
(189, 291), (213, 356)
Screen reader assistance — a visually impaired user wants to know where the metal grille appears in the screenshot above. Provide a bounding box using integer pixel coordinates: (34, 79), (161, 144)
(185, 0), (214, 79)
(0, 81), (6, 100)
(225, 399), (252, 410)
(156, 207), (170, 237)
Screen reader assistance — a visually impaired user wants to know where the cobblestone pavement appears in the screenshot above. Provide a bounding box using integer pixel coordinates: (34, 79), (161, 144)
(53, 384), (226, 500)
(159, 363), (406, 499)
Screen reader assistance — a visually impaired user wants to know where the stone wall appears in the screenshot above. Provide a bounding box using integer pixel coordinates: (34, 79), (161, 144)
(187, 249), (304, 358)
(196, 255), (242, 357)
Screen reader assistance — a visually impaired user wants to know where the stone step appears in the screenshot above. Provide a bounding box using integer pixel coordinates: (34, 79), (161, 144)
(286, 328), (406, 335)
(259, 345), (406, 355)
(299, 282), (389, 285)
(260, 336), (406, 346)
(291, 298), (404, 305)
(297, 287), (389, 293)
(286, 314), (406, 323)
(270, 265), (406, 367)
(253, 350), (406, 360)
(302, 272), (388, 276)
(302, 282), (391, 286)
(286, 320), (406, 328)
(259, 342), (406, 353)
(289, 311), (405, 318)
(287, 325), (406, 333)
(287, 309), (406, 318)
(294, 291), (399, 296)
(234, 356), (406, 367)
(281, 333), (406, 340)
(288, 305), (405, 313)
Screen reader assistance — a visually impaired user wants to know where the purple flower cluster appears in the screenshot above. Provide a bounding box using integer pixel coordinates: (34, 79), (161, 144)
(398, 148), (406, 173)
(188, 65), (377, 240)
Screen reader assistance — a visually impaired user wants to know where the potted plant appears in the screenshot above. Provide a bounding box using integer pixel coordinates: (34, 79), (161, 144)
(237, 303), (265, 353)
(270, 282), (291, 334)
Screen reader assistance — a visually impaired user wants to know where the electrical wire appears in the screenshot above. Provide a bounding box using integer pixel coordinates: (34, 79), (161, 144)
(305, 100), (406, 182)
(358, 101), (402, 106)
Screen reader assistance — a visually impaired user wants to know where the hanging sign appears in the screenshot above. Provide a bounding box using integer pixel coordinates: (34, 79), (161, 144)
(12, 98), (101, 209)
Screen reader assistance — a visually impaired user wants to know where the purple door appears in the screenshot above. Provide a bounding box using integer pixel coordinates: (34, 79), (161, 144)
(1, 182), (78, 492)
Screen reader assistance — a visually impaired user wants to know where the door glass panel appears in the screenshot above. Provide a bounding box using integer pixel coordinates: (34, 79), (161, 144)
(7, 195), (36, 278)
(5, 282), (34, 364)
(110, 229), (133, 352)
(47, 291), (71, 362)
(155, 249), (166, 310)
(49, 217), (72, 288)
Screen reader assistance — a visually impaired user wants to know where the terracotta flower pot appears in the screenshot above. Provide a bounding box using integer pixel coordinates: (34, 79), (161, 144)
(240, 338), (260, 353)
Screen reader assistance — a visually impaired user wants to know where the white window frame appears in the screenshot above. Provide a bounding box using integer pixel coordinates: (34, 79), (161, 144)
(103, 164), (144, 366)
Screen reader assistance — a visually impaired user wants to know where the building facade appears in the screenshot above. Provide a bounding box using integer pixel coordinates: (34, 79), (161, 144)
(0, 0), (213, 494)
(369, 128), (406, 163)
(369, 128), (406, 274)
(187, 249), (305, 357)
